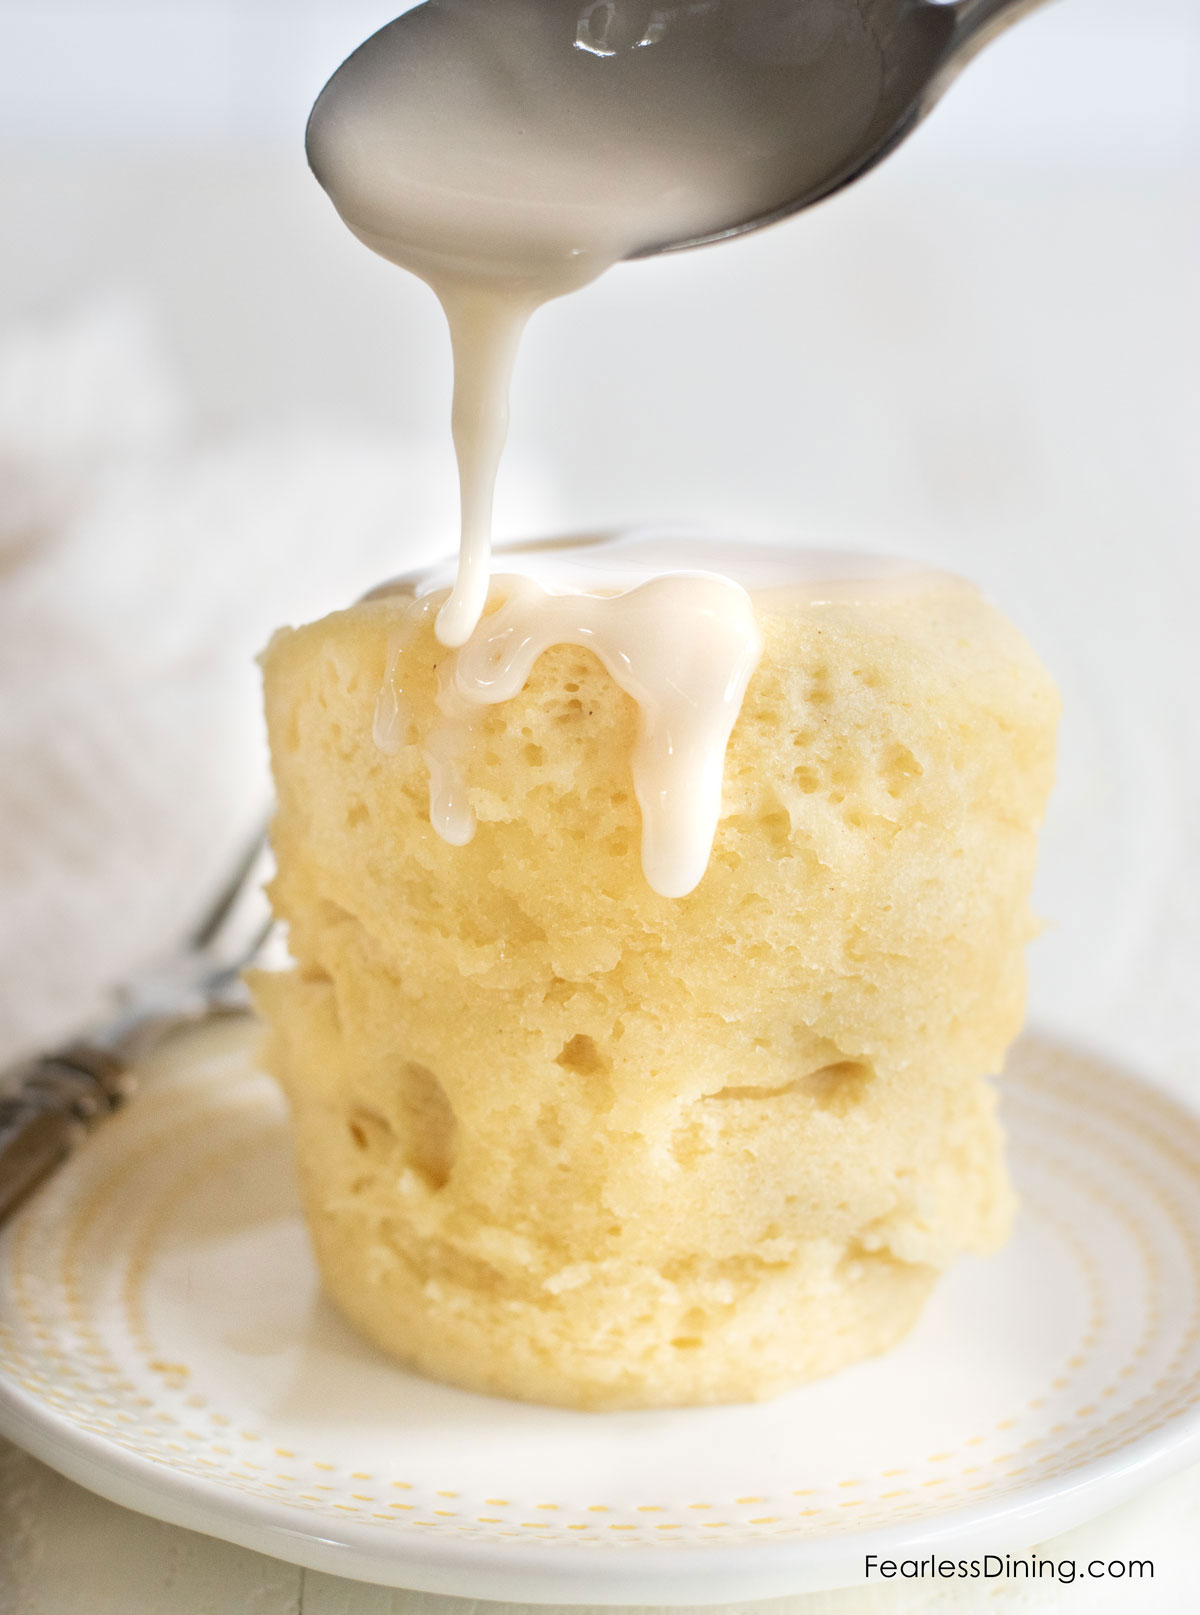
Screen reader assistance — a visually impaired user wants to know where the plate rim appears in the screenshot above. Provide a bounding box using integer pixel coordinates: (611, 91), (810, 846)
(2, 1374), (1199, 1604)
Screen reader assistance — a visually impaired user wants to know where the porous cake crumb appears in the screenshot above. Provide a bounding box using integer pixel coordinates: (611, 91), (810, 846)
(253, 575), (1058, 1408)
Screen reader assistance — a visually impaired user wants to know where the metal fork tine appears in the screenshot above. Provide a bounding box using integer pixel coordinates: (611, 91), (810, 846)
(187, 814), (272, 952)
(206, 913), (279, 995)
(1, 808), (281, 1226)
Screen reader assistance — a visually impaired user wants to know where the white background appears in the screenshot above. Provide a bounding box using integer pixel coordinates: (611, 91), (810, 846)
(0, 2), (1198, 1611)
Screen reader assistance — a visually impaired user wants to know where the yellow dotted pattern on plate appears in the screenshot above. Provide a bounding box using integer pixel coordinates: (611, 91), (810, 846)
(1, 1037), (1199, 1549)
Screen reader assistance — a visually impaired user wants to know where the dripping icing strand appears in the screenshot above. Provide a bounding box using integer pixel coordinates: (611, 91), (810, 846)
(372, 537), (947, 899)
(307, 4), (908, 648)
(461, 572), (761, 898)
(374, 570), (761, 899)
(374, 594), (479, 847)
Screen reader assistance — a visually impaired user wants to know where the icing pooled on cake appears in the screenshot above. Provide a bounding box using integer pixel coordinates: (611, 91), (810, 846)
(371, 533), (943, 895)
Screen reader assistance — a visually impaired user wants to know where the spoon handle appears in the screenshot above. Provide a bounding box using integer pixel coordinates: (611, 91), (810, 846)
(953, 0), (1055, 53)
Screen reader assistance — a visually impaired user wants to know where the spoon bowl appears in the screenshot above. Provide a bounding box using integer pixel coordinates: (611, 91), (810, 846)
(308, 0), (1053, 272)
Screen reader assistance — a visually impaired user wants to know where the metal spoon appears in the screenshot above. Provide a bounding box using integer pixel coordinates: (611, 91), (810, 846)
(649, 0), (1054, 254)
(308, 0), (1053, 265)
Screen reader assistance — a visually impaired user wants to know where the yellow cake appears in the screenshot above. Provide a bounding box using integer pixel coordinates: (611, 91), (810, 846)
(252, 567), (1058, 1409)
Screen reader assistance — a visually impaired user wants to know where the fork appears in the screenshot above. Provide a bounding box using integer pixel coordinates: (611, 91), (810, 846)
(0, 823), (275, 1227)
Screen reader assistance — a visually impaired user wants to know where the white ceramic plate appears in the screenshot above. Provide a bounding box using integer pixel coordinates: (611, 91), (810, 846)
(1, 1019), (1199, 1606)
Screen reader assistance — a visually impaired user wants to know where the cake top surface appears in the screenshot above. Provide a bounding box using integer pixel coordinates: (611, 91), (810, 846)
(361, 533), (971, 900)
(367, 530), (958, 611)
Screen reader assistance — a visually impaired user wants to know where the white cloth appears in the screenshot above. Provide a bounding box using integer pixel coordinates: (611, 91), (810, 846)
(0, 302), (519, 1057)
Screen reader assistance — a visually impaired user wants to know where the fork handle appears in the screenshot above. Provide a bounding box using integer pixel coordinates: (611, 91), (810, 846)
(0, 1044), (132, 1226)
